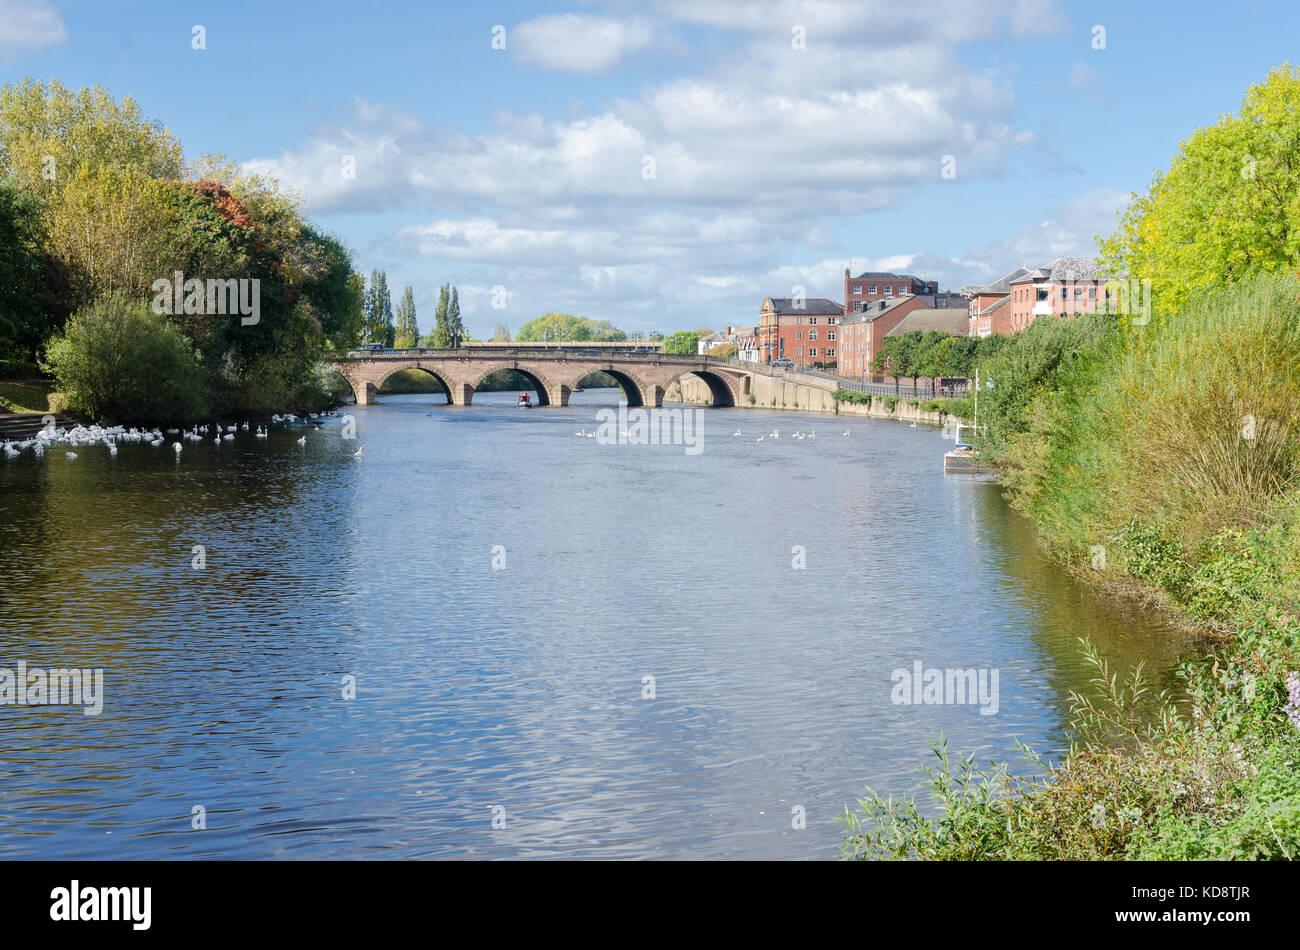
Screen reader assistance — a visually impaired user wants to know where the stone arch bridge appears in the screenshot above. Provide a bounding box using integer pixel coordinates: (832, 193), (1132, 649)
(329, 345), (798, 408)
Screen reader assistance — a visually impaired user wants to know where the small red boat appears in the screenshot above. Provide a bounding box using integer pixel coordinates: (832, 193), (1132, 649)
(516, 391), (532, 408)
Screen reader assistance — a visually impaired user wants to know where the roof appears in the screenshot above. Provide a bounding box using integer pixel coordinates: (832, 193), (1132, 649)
(763, 296), (844, 315)
(978, 296), (1009, 315)
(885, 308), (970, 337)
(967, 265), (1035, 295)
(1009, 257), (1104, 284)
(840, 295), (920, 324)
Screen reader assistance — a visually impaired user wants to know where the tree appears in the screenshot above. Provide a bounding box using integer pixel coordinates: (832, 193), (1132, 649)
(363, 270), (393, 346)
(871, 337), (901, 392)
(43, 295), (208, 423)
(491, 322), (511, 342)
(894, 331), (926, 393)
(515, 313), (626, 342)
(1100, 64), (1300, 322)
(663, 330), (700, 354)
(0, 78), (183, 205)
(428, 283), (452, 348)
(394, 286), (418, 348)
(448, 285), (464, 348)
(0, 183), (52, 360)
(44, 163), (175, 309)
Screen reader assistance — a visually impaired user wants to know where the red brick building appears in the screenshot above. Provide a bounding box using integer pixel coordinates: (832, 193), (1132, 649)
(843, 269), (938, 316)
(963, 266), (1032, 337)
(1007, 257), (1108, 332)
(758, 296), (844, 368)
(837, 296), (927, 378)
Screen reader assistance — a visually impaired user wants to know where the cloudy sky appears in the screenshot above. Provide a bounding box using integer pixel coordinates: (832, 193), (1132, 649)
(0, 0), (1291, 337)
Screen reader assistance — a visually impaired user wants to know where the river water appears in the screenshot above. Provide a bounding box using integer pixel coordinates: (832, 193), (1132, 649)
(0, 388), (1193, 859)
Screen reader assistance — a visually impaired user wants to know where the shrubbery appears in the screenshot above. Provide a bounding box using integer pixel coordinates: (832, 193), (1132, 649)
(43, 295), (208, 423)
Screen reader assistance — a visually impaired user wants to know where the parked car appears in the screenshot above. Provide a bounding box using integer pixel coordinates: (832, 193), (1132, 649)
(771, 357), (794, 369)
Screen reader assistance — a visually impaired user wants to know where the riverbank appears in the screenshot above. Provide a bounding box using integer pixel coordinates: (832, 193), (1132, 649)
(844, 274), (1300, 860)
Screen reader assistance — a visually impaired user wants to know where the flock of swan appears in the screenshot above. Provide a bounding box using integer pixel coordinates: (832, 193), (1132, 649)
(741, 427), (853, 443)
(0, 410), (352, 462)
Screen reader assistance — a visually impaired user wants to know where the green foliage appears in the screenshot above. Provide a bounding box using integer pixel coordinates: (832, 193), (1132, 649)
(0, 183), (51, 359)
(663, 330), (699, 355)
(1101, 64), (1300, 322)
(43, 295), (207, 423)
(363, 269), (393, 346)
(393, 286), (418, 349)
(0, 78), (183, 203)
(515, 313), (625, 342)
(833, 389), (871, 405)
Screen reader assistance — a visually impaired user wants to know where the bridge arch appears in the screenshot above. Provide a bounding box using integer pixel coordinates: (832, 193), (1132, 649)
(470, 365), (562, 406)
(575, 368), (646, 407)
(376, 365), (458, 404)
(670, 369), (739, 408)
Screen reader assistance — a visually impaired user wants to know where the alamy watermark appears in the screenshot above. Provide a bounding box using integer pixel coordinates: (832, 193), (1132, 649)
(594, 405), (703, 456)
(151, 270), (260, 326)
(0, 660), (104, 715)
(890, 661), (999, 715)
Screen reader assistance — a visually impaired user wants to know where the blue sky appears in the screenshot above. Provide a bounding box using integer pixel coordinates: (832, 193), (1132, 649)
(0, 0), (1293, 338)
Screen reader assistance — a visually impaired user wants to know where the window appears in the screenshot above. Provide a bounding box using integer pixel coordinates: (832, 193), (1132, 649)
(796, 348), (802, 356)
(796, 331), (803, 340)
(854, 284), (862, 293)
(1061, 287), (1068, 299)
(1074, 287), (1083, 297)
(810, 317), (818, 324)
(883, 285), (892, 294)
(828, 330), (836, 340)
(827, 348), (835, 357)
(809, 330), (817, 341)
(868, 285), (877, 294)
(809, 348), (817, 357)
(1089, 286), (1097, 299)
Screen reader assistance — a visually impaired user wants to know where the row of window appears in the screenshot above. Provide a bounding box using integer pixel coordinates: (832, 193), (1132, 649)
(793, 330), (836, 341)
(854, 284), (898, 295)
(794, 348), (836, 357)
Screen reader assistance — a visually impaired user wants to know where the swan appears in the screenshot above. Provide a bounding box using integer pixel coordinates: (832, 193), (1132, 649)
(296, 436), (306, 446)
(173, 442), (182, 453)
(733, 429), (741, 437)
(65, 451), (77, 459)
(353, 445), (364, 457)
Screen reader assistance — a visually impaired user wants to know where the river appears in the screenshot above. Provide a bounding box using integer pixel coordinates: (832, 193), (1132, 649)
(0, 388), (1194, 859)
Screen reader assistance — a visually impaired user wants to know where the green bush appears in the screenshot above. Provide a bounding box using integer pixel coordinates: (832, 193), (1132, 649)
(43, 294), (208, 423)
(833, 388), (871, 405)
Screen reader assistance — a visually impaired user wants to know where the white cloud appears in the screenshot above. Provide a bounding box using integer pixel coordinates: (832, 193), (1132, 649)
(240, 0), (1082, 335)
(512, 14), (654, 74)
(0, 0), (65, 60)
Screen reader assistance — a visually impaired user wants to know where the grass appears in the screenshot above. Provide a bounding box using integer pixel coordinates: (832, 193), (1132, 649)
(0, 378), (53, 413)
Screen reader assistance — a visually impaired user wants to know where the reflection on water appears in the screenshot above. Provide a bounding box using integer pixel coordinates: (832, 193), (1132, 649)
(0, 389), (1195, 858)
